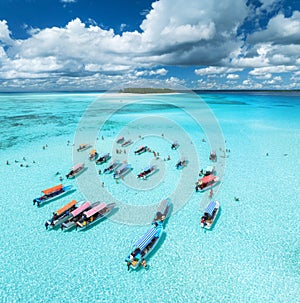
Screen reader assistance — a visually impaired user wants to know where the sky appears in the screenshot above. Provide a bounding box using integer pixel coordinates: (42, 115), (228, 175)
(0, 0), (300, 91)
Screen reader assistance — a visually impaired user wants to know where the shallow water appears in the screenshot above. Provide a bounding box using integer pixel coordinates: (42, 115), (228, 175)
(0, 91), (299, 303)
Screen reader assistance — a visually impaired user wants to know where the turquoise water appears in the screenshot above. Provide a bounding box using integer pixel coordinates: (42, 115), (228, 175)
(0, 91), (299, 302)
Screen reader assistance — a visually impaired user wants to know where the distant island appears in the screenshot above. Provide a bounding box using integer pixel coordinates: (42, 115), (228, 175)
(119, 87), (176, 94)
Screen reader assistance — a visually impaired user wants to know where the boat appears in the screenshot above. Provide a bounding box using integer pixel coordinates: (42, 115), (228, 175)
(200, 165), (215, 176)
(89, 149), (98, 161)
(103, 160), (121, 174)
(121, 139), (132, 147)
(152, 198), (171, 225)
(76, 202), (116, 229)
(195, 175), (219, 192)
(33, 184), (74, 207)
(175, 157), (187, 169)
(113, 162), (132, 179)
(60, 201), (99, 231)
(45, 199), (78, 229)
(96, 152), (111, 165)
(171, 141), (179, 150)
(125, 223), (164, 271)
(209, 151), (217, 162)
(137, 165), (157, 179)
(200, 200), (220, 229)
(77, 144), (91, 152)
(116, 136), (124, 144)
(66, 163), (85, 179)
(134, 146), (148, 155)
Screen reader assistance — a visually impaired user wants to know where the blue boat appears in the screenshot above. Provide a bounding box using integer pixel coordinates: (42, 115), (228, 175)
(103, 160), (121, 174)
(33, 184), (74, 207)
(200, 200), (220, 229)
(113, 162), (131, 179)
(96, 152), (111, 165)
(137, 164), (157, 179)
(125, 223), (164, 271)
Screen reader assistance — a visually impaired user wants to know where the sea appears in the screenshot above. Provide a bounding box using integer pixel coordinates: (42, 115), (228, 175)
(0, 91), (299, 303)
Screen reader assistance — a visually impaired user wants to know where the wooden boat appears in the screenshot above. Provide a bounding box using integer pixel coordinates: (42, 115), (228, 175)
(137, 165), (157, 179)
(175, 157), (187, 169)
(195, 175), (219, 192)
(171, 141), (179, 150)
(134, 146), (148, 155)
(89, 149), (98, 161)
(77, 144), (91, 152)
(33, 184), (74, 207)
(200, 200), (220, 229)
(66, 163), (86, 179)
(152, 198), (171, 225)
(125, 223), (164, 271)
(121, 139), (132, 147)
(76, 202), (116, 229)
(96, 152), (111, 165)
(113, 162), (132, 179)
(103, 160), (121, 174)
(60, 201), (99, 231)
(116, 136), (125, 144)
(45, 200), (78, 229)
(209, 151), (217, 162)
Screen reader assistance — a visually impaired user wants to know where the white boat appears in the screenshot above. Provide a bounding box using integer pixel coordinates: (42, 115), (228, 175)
(175, 157), (187, 169)
(77, 144), (91, 152)
(116, 136), (125, 144)
(61, 201), (99, 231)
(113, 162), (132, 179)
(96, 152), (111, 165)
(45, 200), (78, 229)
(134, 146), (148, 155)
(125, 223), (164, 271)
(171, 141), (179, 150)
(209, 151), (217, 162)
(200, 200), (220, 229)
(137, 165), (157, 179)
(66, 163), (86, 179)
(103, 160), (121, 174)
(76, 202), (116, 229)
(195, 175), (219, 192)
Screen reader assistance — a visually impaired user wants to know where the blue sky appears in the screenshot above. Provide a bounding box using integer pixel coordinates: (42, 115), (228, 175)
(0, 0), (300, 91)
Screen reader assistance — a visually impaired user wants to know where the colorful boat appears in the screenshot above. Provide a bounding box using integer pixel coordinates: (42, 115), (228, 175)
(76, 202), (116, 229)
(125, 223), (164, 271)
(137, 165), (157, 179)
(89, 149), (98, 161)
(113, 162), (132, 179)
(33, 184), (74, 207)
(200, 200), (220, 229)
(195, 175), (219, 192)
(121, 139), (132, 147)
(134, 146), (148, 155)
(116, 136), (124, 144)
(45, 200), (78, 229)
(202, 165), (215, 176)
(66, 163), (85, 179)
(171, 141), (179, 150)
(60, 201), (99, 231)
(103, 160), (121, 174)
(96, 152), (111, 165)
(152, 198), (171, 225)
(77, 144), (91, 152)
(175, 157), (187, 169)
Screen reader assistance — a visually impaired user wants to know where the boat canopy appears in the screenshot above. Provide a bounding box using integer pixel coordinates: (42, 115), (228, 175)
(42, 184), (63, 195)
(134, 227), (158, 251)
(100, 152), (109, 158)
(118, 163), (128, 172)
(84, 202), (106, 218)
(71, 201), (91, 217)
(56, 200), (77, 216)
(143, 165), (153, 172)
(72, 163), (84, 171)
(90, 149), (96, 154)
(205, 201), (216, 216)
(201, 175), (215, 183)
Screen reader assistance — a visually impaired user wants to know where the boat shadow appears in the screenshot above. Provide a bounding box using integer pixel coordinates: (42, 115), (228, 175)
(135, 231), (167, 272)
(36, 189), (76, 208)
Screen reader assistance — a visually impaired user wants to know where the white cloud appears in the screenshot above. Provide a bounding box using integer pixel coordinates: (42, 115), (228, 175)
(0, 20), (13, 45)
(195, 67), (243, 75)
(227, 74), (239, 79)
(60, 0), (77, 3)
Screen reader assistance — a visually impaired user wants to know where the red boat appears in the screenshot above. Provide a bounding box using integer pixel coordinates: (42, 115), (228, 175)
(195, 175), (219, 192)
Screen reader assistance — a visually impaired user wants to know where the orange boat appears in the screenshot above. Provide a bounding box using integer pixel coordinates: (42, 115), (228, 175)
(33, 184), (74, 207)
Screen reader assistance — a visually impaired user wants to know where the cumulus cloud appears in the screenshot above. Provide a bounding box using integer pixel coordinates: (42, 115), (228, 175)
(195, 67), (243, 76)
(227, 74), (239, 79)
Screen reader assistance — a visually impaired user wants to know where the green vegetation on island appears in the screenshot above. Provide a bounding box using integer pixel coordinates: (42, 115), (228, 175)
(119, 87), (176, 94)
